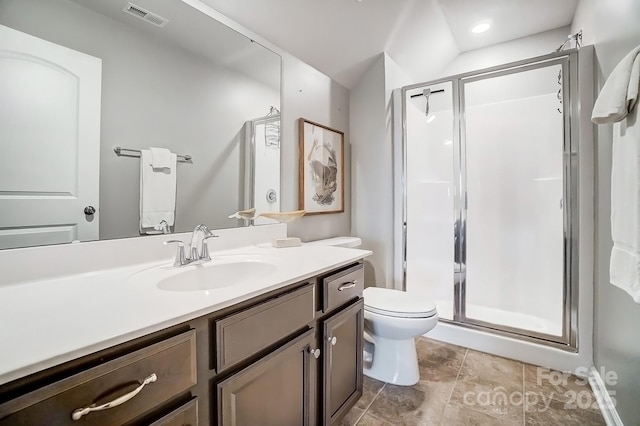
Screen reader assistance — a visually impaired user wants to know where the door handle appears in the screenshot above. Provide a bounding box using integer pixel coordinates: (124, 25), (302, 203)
(84, 206), (96, 215)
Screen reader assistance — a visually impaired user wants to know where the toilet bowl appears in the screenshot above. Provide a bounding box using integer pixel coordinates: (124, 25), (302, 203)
(363, 287), (438, 385)
(308, 236), (439, 386)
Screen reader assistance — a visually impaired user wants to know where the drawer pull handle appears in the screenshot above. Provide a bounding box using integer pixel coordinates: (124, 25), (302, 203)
(338, 280), (357, 291)
(308, 348), (321, 359)
(71, 373), (158, 421)
(328, 336), (337, 346)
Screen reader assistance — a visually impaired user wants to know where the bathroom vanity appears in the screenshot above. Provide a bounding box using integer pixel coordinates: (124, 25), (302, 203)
(0, 234), (368, 426)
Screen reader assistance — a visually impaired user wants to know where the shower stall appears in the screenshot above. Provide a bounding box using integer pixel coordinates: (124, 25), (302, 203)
(244, 107), (281, 225)
(396, 48), (594, 364)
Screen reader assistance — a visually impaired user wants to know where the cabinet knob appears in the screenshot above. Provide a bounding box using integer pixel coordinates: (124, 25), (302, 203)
(328, 336), (337, 346)
(308, 348), (321, 359)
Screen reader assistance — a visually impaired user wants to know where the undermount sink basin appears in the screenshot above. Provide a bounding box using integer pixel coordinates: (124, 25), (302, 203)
(131, 254), (280, 292)
(158, 259), (277, 292)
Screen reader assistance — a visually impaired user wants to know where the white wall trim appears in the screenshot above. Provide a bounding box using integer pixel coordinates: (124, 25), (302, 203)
(588, 366), (624, 426)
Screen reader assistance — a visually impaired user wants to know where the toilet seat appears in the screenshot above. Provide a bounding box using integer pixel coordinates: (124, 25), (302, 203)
(364, 287), (437, 318)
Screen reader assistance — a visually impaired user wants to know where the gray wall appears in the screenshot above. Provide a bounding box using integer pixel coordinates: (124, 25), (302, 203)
(0, 0), (278, 239)
(572, 1), (640, 424)
(350, 55), (389, 287)
(281, 57), (352, 242)
(349, 54), (412, 288)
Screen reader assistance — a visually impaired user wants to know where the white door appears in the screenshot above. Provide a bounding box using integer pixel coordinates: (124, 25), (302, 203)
(0, 25), (101, 249)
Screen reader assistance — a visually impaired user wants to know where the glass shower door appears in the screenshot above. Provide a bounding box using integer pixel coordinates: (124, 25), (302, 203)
(404, 81), (456, 320)
(460, 61), (567, 339)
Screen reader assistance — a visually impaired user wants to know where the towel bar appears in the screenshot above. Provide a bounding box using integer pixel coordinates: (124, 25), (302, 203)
(113, 146), (192, 162)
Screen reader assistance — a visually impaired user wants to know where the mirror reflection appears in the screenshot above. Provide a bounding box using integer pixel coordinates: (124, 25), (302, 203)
(0, 0), (281, 249)
(244, 107), (281, 226)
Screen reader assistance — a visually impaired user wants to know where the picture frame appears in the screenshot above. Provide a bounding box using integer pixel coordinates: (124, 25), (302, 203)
(298, 118), (344, 215)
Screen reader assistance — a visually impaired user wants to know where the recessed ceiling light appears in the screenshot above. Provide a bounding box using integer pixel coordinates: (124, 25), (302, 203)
(471, 23), (491, 34)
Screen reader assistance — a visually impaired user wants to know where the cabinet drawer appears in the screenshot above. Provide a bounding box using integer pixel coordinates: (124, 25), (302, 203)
(0, 330), (196, 426)
(322, 264), (364, 314)
(215, 283), (315, 372)
(150, 398), (198, 426)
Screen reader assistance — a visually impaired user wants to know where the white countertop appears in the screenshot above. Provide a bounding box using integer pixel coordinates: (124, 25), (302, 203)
(0, 243), (371, 386)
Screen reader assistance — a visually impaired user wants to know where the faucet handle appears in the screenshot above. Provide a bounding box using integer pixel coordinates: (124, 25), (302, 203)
(164, 240), (187, 266)
(200, 234), (219, 261)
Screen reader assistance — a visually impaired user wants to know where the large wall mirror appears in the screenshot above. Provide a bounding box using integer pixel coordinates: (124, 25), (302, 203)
(0, 0), (281, 249)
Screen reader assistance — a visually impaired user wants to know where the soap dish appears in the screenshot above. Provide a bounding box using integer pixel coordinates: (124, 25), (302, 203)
(272, 237), (302, 248)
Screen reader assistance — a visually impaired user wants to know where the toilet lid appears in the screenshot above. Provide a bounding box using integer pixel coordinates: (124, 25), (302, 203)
(364, 287), (437, 318)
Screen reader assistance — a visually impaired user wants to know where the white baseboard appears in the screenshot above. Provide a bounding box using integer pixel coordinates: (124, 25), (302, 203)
(588, 366), (624, 426)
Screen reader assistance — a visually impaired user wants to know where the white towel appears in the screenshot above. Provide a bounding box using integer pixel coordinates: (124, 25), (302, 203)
(592, 45), (640, 303)
(140, 149), (177, 234)
(592, 45), (640, 124)
(149, 147), (173, 170)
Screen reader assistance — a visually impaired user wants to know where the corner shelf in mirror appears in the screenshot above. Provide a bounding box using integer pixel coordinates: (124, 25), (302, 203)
(258, 210), (306, 223)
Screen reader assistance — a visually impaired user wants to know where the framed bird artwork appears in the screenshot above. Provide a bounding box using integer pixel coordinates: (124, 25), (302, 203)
(298, 118), (345, 215)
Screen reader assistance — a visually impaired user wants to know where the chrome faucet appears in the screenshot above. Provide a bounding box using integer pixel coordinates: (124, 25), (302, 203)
(164, 224), (219, 266)
(164, 240), (188, 266)
(189, 224), (218, 261)
(155, 220), (170, 234)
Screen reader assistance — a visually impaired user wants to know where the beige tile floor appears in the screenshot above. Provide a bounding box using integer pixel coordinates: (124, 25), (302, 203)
(342, 337), (606, 426)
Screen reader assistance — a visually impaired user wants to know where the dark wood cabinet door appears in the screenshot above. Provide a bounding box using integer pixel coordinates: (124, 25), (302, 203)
(149, 398), (198, 426)
(322, 298), (364, 425)
(217, 329), (317, 426)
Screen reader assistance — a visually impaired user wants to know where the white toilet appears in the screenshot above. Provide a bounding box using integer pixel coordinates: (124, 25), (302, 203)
(308, 237), (439, 386)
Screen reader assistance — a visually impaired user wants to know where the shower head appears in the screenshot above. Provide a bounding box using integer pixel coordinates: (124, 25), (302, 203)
(409, 88), (445, 118)
(423, 88), (431, 116)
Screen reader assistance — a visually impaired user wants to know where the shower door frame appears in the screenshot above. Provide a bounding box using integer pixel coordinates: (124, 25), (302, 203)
(243, 114), (281, 214)
(400, 49), (581, 351)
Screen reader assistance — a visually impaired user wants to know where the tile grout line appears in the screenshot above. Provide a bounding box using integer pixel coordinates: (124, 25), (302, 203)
(447, 348), (524, 423)
(522, 363), (526, 426)
(445, 348), (468, 410)
(354, 382), (387, 425)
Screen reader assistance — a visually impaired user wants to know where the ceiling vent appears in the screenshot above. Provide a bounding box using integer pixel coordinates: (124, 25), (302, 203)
(122, 2), (169, 27)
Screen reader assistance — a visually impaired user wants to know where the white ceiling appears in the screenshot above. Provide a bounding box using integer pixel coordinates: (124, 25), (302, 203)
(198, 0), (579, 89)
(437, 0), (579, 52)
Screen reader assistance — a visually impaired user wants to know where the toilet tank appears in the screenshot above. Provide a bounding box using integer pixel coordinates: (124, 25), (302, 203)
(305, 236), (362, 248)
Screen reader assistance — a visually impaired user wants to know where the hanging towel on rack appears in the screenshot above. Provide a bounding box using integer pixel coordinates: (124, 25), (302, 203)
(140, 148), (177, 234)
(592, 45), (640, 303)
(149, 147), (173, 170)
